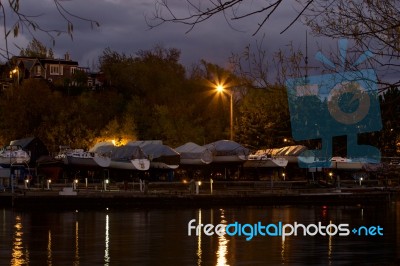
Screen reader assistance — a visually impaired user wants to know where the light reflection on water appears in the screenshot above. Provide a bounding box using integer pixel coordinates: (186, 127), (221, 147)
(104, 214), (110, 265)
(11, 215), (29, 266)
(281, 237), (286, 263)
(328, 220), (333, 265)
(196, 209), (202, 266)
(75, 220), (79, 265)
(216, 209), (229, 266)
(0, 203), (398, 265)
(47, 230), (52, 266)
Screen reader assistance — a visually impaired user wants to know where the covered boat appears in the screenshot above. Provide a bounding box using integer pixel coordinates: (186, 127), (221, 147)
(204, 140), (249, 163)
(107, 144), (150, 171)
(9, 137), (48, 167)
(244, 149), (288, 168)
(330, 156), (381, 170)
(0, 145), (30, 166)
(265, 145), (308, 164)
(66, 148), (111, 168)
(175, 142), (213, 165)
(140, 143), (180, 169)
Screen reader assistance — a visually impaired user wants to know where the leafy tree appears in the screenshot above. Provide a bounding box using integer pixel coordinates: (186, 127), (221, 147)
(228, 40), (305, 148)
(71, 69), (89, 87)
(235, 85), (291, 148)
(0, 79), (63, 144)
(98, 48), (136, 97)
(19, 39), (54, 58)
(0, 78), (125, 151)
(94, 115), (137, 147)
(99, 46), (208, 146)
(191, 60), (246, 142)
(378, 87), (400, 156)
(43, 90), (124, 150)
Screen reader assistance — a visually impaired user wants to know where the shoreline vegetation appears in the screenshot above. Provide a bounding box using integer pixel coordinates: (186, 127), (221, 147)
(0, 181), (397, 210)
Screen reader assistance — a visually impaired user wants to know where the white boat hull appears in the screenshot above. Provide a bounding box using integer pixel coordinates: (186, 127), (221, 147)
(93, 156), (112, 168)
(110, 159), (150, 170)
(66, 150), (111, 168)
(132, 159), (150, 170)
(150, 162), (179, 169)
(244, 157), (288, 168)
(0, 157), (30, 165)
(330, 157), (377, 170)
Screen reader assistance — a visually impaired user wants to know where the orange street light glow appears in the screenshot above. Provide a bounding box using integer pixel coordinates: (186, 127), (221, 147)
(216, 84), (224, 93)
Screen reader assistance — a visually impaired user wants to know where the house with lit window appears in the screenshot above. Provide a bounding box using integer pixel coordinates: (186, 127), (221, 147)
(1, 52), (103, 91)
(10, 52), (79, 83)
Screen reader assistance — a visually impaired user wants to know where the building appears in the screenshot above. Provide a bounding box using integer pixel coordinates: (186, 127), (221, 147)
(10, 52), (78, 83)
(2, 53), (103, 90)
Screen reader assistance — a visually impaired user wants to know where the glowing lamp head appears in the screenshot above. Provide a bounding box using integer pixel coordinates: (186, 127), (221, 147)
(216, 84), (224, 93)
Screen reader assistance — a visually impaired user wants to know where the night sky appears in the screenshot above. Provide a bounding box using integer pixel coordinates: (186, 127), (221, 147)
(1, 0), (325, 71)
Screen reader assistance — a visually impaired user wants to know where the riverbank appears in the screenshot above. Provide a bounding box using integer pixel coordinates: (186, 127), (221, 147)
(0, 182), (397, 210)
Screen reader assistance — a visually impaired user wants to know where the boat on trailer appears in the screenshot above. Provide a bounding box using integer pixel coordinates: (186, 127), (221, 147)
(66, 149), (111, 168)
(175, 142), (213, 165)
(244, 150), (288, 168)
(108, 144), (150, 171)
(0, 145), (30, 166)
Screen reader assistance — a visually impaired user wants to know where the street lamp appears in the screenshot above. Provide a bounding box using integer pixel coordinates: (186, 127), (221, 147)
(10, 67), (19, 87)
(73, 179), (78, 190)
(104, 179), (109, 191)
(216, 84), (233, 140)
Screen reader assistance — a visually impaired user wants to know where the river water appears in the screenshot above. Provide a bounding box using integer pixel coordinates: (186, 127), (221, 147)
(0, 202), (399, 265)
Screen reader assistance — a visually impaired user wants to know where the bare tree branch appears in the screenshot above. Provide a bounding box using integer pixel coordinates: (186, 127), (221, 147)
(150, 0), (400, 87)
(148, 0), (300, 35)
(1, 0), (100, 60)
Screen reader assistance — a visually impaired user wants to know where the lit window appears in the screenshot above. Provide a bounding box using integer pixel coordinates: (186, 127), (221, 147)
(36, 65), (42, 76)
(49, 64), (63, 75)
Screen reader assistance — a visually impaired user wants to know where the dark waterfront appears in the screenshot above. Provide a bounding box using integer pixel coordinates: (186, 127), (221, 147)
(1, 201), (399, 265)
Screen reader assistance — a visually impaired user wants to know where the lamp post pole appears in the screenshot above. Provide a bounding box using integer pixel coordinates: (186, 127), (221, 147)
(229, 91), (233, 141)
(11, 68), (19, 88)
(216, 84), (234, 140)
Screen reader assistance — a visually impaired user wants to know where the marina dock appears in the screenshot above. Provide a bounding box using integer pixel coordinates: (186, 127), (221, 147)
(0, 181), (396, 210)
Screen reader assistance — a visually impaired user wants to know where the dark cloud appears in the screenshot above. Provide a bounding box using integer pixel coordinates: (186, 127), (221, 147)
(2, 1), (319, 71)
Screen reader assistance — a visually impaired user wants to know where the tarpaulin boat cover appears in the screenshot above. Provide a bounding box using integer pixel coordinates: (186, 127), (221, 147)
(89, 142), (115, 154)
(127, 140), (163, 147)
(264, 145), (307, 157)
(90, 142), (146, 160)
(175, 142), (213, 162)
(141, 143), (180, 164)
(110, 145), (146, 160)
(204, 140), (249, 157)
